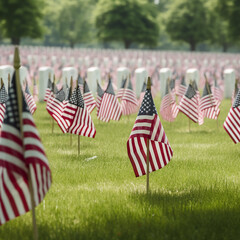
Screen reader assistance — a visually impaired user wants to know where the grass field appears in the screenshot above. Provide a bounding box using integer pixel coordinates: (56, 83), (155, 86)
(1, 97), (240, 240)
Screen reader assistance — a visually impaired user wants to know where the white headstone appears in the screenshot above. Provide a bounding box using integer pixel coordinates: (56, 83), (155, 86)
(51, 56), (57, 66)
(38, 67), (54, 101)
(135, 68), (148, 98)
(19, 66), (28, 85)
(87, 67), (101, 95)
(186, 68), (199, 87)
(117, 67), (129, 89)
(0, 65), (14, 92)
(159, 68), (171, 98)
(62, 67), (78, 86)
(224, 69), (235, 98)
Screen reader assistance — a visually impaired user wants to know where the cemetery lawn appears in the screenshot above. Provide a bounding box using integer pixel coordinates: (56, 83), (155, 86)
(1, 97), (240, 240)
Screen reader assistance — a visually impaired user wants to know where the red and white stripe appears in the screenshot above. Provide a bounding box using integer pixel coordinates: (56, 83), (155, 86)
(0, 104), (6, 128)
(116, 88), (125, 99)
(63, 103), (96, 138)
(223, 106), (240, 144)
(96, 96), (102, 116)
(179, 94), (199, 123)
(160, 94), (178, 121)
(25, 93), (37, 115)
(200, 94), (219, 120)
(98, 93), (122, 122)
(0, 112), (51, 225)
(83, 92), (96, 114)
(44, 88), (51, 102)
(46, 97), (69, 133)
(121, 89), (138, 115)
(127, 114), (173, 177)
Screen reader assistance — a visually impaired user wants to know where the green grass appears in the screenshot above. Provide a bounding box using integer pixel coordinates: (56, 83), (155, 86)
(1, 97), (240, 240)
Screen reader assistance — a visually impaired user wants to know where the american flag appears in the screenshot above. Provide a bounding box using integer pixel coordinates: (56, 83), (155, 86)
(127, 84), (173, 177)
(46, 88), (70, 133)
(179, 82), (200, 123)
(212, 75), (223, 102)
(232, 81), (239, 105)
(176, 76), (187, 100)
(62, 86), (96, 138)
(160, 83), (178, 122)
(44, 78), (52, 102)
(223, 89), (240, 144)
(0, 72), (51, 225)
(96, 82), (104, 116)
(83, 80), (96, 113)
(98, 78), (122, 122)
(0, 85), (8, 128)
(121, 79), (138, 116)
(200, 82), (220, 120)
(116, 78), (127, 99)
(24, 83), (37, 115)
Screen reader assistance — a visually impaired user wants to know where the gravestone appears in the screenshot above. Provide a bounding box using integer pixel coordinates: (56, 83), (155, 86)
(62, 67), (78, 87)
(87, 67), (101, 95)
(38, 67), (54, 101)
(117, 67), (129, 89)
(135, 68), (148, 98)
(159, 68), (171, 98)
(186, 68), (199, 87)
(224, 69), (235, 98)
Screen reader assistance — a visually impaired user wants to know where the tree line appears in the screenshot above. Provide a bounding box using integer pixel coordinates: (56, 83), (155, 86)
(0, 0), (239, 52)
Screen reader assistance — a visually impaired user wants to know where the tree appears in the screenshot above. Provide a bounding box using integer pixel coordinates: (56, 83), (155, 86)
(218, 0), (240, 40)
(94, 0), (159, 49)
(0, 0), (43, 45)
(58, 0), (94, 48)
(165, 0), (210, 51)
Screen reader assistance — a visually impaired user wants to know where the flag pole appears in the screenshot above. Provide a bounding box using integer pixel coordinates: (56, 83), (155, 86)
(146, 77), (151, 194)
(14, 47), (38, 240)
(70, 76), (73, 146)
(8, 73), (11, 88)
(0, 78), (3, 88)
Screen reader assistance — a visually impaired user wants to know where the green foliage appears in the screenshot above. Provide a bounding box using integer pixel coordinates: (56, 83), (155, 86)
(1, 98), (240, 239)
(218, 0), (240, 40)
(0, 0), (44, 44)
(165, 0), (210, 51)
(94, 0), (159, 48)
(57, 0), (94, 48)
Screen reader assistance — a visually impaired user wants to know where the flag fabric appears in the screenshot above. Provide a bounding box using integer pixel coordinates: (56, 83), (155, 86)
(160, 84), (178, 122)
(96, 82), (104, 116)
(0, 85), (8, 128)
(116, 78), (127, 99)
(62, 86), (96, 138)
(47, 88), (70, 133)
(232, 82), (239, 105)
(98, 79), (122, 122)
(24, 83), (37, 115)
(0, 72), (51, 225)
(212, 75), (223, 102)
(200, 82), (220, 120)
(223, 90), (240, 144)
(176, 76), (187, 101)
(121, 79), (138, 115)
(179, 82), (200, 123)
(44, 78), (52, 102)
(83, 81), (96, 113)
(127, 85), (173, 177)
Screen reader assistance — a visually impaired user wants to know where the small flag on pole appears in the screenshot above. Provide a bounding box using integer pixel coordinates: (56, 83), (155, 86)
(223, 89), (240, 144)
(0, 84), (8, 128)
(127, 77), (173, 178)
(25, 82), (37, 115)
(83, 80), (96, 113)
(44, 77), (52, 102)
(96, 82), (104, 117)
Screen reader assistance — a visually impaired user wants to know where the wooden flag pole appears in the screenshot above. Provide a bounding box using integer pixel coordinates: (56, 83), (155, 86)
(70, 76), (73, 146)
(146, 77), (151, 194)
(8, 73), (11, 88)
(14, 47), (38, 240)
(1, 78), (3, 88)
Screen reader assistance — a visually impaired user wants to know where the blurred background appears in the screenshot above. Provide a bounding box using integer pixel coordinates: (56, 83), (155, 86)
(0, 0), (239, 52)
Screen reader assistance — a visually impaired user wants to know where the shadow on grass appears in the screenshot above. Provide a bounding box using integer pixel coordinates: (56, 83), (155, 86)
(2, 187), (240, 240)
